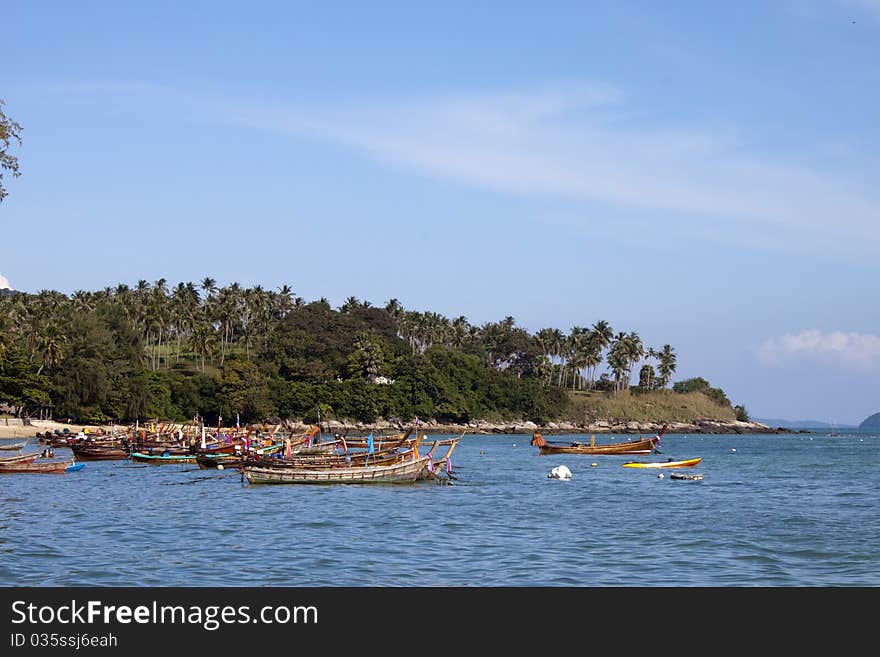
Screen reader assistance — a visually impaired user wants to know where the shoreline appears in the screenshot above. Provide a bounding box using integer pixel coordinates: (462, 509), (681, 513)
(0, 416), (802, 440)
(308, 418), (800, 436)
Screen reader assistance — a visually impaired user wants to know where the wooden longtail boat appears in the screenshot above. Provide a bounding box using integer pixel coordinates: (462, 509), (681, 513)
(343, 433), (459, 449)
(195, 444), (238, 456)
(71, 444), (130, 460)
(129, 444), (194, 456)
(289, 442), (337, 456)
(250, 432), (420, 469)
(0, 441), (27, 451)
(130, 452), (198, 464)
(622, 457), (701, 469)
(531, 424), (667, 455)
(0, 459), (78, 474)
(42, 436), (72, 448)
(243, 453), (432, 485)
(196, 453), (244, 469)
(0, 452), (40, 465)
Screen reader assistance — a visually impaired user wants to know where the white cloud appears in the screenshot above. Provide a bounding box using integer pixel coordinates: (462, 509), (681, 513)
(223, 86), (880, 250)
(50, 81), (880, 253)
(756, 329), (880, 370)
(0, 273), (13, 290)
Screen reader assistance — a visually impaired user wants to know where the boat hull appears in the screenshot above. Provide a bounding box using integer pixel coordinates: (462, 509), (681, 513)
(196, 454), (243, 469)
(0, 441), (27, 451)
(622, 458), (702, 469)
(0, 452), (40, 465)
(243, 457), (429, 485)
(130, 452), (198, 464)
(0, 459), (76, 474)
(535, 437), (659, 455)
(71, 445), (130, 460)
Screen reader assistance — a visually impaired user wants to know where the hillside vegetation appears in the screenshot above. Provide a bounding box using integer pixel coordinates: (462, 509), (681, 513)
(0, 280), (747, 426)
(568, 390), (737, 423)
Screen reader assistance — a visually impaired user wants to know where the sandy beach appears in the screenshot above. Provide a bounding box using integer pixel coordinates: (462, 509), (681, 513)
(0, 418), (114, 440)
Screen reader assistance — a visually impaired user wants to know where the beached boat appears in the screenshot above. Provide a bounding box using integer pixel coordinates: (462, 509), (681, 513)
(531, 424), (667, 455)
(0, 440), (27, 451)
(130, 452), (198, 464)
(0, 458), (78, 474)
(622, 457), (702, 469)
(243, 453), (432, 485)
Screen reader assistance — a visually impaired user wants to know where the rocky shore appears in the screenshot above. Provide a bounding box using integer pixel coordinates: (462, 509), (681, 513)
(304, 417), (800, 435)
(2, 416), (802, 440)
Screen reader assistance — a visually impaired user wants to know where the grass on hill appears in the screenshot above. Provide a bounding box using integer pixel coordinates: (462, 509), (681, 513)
(566, 389), (736, 423)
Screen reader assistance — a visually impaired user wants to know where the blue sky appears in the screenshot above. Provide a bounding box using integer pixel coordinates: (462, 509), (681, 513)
(2, 1), (879, 424)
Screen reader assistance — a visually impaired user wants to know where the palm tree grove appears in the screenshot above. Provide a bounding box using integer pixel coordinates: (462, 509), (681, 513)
(0, 279), (745, 426)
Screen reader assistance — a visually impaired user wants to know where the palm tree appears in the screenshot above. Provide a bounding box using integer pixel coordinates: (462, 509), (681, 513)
(607, 332), (630, 393)
(276, 285), (295, 318)
(584, 333), (603, 389)
(535, 328), (558, 385)
(568, 326), (591, 390)
(657, 344), (677, 388)
(384, 298), (404, 321)
(35, 327), (64, 375)
(339, 296), (360, 313)
(625, 331), (644, 387)
(70, 290), (93, 313)
(200, 277), (217, 300)
(449, 316), (471, 350)
(191, 322), (216, 372)
(592, 320), (613, 350)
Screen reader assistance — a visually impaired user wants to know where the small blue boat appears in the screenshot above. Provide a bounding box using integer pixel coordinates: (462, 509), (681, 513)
(65, 463), (85, 473)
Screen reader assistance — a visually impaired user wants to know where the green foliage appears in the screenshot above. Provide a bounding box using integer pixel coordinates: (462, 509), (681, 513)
(672, 377), (732, 408)
(638, 364), (656, 390)
(734, 404), (749, 421)
(0, 99), (23, 203)
(569, 389), (736, 423)
(0, 279), (696, 425)
(0, 346), (52, 412)
(220, 359), (273, 423)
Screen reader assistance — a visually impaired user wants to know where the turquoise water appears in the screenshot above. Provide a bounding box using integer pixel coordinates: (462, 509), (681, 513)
(1, 431), (878, 586)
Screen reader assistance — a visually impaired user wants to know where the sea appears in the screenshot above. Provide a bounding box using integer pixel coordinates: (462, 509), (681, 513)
(1, 429), (878, 587)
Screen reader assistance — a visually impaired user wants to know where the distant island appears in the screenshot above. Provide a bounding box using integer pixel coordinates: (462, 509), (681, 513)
(754, 418), (858, 430)
(859, 413), (880, 430)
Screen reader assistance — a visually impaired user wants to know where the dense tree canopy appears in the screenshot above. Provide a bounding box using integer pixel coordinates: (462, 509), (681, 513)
(0, 280), (721, 425)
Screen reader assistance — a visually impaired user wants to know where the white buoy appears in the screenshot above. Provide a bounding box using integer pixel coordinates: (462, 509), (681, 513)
(217, 464), (225, 471)
(590, 462), (598, 467)
(658, 473), (665, 479)
(731, 448), (737, 452)
(548, 465), (572, 480)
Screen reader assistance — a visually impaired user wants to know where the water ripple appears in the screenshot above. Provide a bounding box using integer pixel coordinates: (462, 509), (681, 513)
(1, 433), (879, 585)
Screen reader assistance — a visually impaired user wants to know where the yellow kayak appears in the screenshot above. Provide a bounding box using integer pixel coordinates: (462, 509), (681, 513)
(622, 457), (702, 469)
